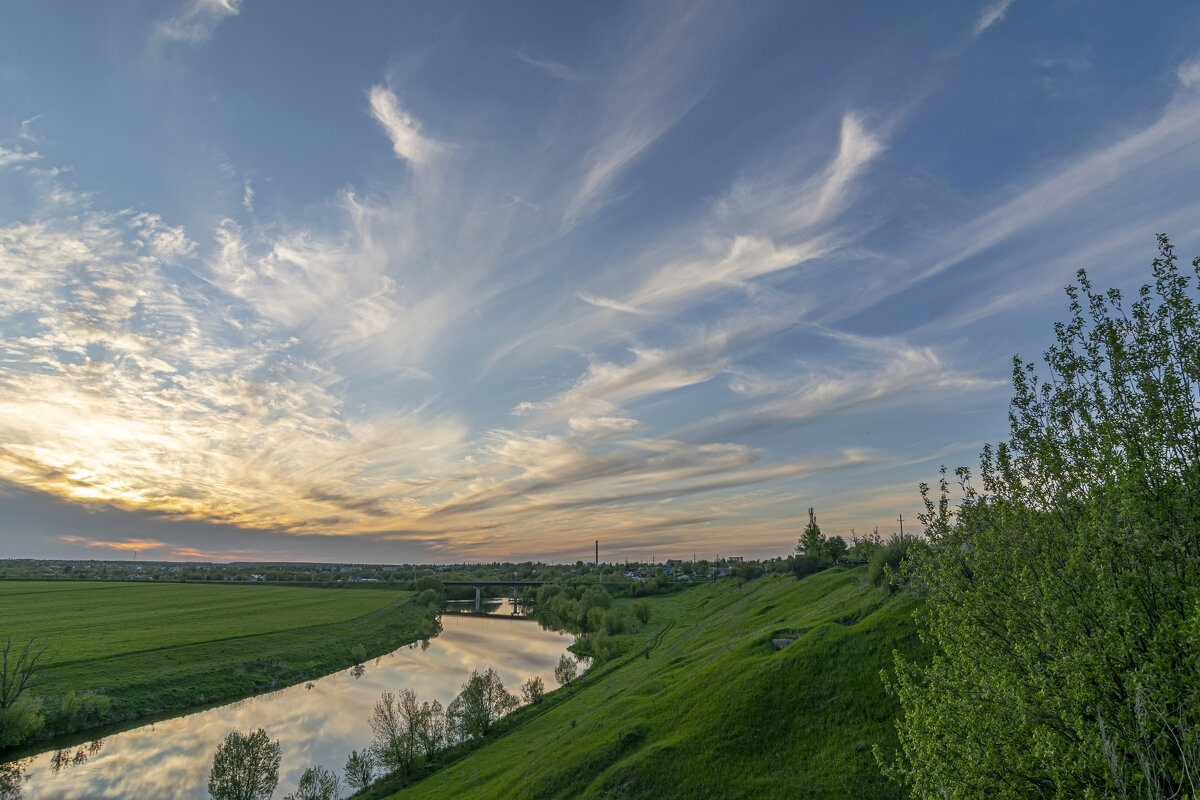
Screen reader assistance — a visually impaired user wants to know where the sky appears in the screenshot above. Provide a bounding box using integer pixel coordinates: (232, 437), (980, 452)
(2, 1), (1200, 565)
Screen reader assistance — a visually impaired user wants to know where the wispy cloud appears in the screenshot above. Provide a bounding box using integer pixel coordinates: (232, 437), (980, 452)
(972, 0), (1014, 39)
(516, 51), (580, 82)
(368, 86), (448, 169)
(0, 146), (41, 169)
(153, 0), (242, 46)
(561, 1), (735, 226)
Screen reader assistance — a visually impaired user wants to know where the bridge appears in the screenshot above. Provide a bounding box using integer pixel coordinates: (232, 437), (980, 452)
(441, 580), (548, 613)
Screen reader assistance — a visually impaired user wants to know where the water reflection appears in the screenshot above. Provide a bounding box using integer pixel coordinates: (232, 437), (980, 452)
(5, 602), (579, 799)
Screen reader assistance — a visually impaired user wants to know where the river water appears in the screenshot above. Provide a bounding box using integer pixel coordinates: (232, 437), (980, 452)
(4, 602), (577, 799)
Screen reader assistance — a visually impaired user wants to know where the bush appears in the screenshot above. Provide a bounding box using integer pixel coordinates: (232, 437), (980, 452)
(867, 534), (922, 593)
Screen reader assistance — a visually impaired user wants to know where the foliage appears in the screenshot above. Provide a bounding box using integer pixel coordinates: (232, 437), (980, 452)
(825, 535), (849, 563)
(284, 765), (340, 800)
(207, 728), (281, 800)
(790, 554), (825, 580)
(884, 236), (1200, 799)
(554, 654), (577, 687)
(866, 534), (923, 594)
(0, 638), (44, 711)
(447, 668), (518, 741)
(630, 601), (651, 625)
(370, 689), (425, 776)
(0, 638), (45, 747)
(0, 696), (43, 749)
(797, 507), (826, 558)
(344, 749), (376, 793)
(521, 676), (545, 705)
(732, 561), (765, 584)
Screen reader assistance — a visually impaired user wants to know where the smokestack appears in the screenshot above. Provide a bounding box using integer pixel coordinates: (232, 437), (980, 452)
(595, 540), (599, 567)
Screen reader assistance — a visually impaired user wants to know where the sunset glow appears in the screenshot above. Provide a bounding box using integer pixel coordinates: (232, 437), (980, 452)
(2, 2), (1199, 562)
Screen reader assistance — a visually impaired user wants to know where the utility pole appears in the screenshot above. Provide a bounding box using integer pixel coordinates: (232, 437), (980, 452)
(898, 514), (904, 537)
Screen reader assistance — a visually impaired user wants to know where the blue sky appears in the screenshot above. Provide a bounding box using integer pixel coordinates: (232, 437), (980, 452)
(2, 0), (1199, 564)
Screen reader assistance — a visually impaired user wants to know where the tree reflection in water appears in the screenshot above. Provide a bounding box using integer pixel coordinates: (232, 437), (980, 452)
(47, 740), (104, 775)
(1, 758), (29, 800)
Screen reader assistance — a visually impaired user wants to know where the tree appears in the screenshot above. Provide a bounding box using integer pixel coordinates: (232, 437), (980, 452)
(207, 729), (281, 800)
(797, 507), (825, 558)
(283, 765), (339, 800)
(521, 676), (545, 705)
(343, 749), (375, 794)
(416, 699), (446, 760)
(825, 535), (848, 563)
(368, 689), (424, 776)
(0, 638), (45, 748)
(883, 236), (1200, 799)
(447, 668), (518, 741)
(553, 653), (577, 688)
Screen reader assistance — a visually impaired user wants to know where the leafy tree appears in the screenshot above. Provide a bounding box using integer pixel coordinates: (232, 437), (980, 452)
(554, 654), (577, 688)
(521, 676), (545, 705)
(283, 765), (339, 800)
(447, 668), (518, 740)
(343, 749), (375, 794)
(369, 688), (424, 776)
(883, 236), (1200, 799)
(825, 535), (848, 563)
(207, 729), (281, 800)
(421, 699), (449, 758)
(0, 637), (45, 748)
(797, 507), (825, 558)
(630, 600), (651, 625)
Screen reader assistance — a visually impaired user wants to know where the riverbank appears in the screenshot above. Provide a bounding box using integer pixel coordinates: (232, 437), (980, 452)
(0, 582), (436, 755)
(369, 566), (925, 799)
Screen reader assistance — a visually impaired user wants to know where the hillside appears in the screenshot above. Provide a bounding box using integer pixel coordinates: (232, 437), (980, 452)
(393, 567), (923, 799)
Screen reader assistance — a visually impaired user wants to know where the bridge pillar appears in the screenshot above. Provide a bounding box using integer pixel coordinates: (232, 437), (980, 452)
(513, 585), (519, 615)
(474, 586), (481, 613)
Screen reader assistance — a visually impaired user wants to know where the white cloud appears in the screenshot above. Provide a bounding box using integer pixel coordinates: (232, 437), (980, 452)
(368, 86), (447, 169)
(972, 0), (1014, 39)
(1178, 53), (1200, 89)
(0, 146), (41, 169)
(516, 51), (580, 82)
(153, 0), (243, 46)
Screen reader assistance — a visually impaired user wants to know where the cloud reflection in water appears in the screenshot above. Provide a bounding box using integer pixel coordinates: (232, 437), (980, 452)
(12, 607), (578, 799)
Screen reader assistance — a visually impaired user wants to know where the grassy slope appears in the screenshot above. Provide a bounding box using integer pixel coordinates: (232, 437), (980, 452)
(0, 582), (431, 748)
(397, 567), (923, 800)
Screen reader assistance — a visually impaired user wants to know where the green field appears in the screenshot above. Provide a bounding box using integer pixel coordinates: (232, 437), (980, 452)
(0, 581), (432, 749)
(384, 567), (923, 799)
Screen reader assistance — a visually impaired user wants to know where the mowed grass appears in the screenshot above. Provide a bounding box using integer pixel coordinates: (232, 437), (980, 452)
(390, 567), (923, 800)
(0, 582), (429, 748)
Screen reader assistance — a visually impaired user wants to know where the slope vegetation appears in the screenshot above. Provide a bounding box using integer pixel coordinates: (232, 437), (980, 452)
(396, 567), (922, 799)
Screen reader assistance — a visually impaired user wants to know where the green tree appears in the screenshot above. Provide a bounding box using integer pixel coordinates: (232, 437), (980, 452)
(883, 236), (1200, 799)
(207, 729), (281, 800)
(554, 653), (577, 688)
(797, 507), (825, 558)
(368, 688), (424, 776)
(521, 676), (545, 705)
(342, 749), (375, 794)
(0, 637), (45, 748)
(448, 667), (518, 741)
(283, 765), (339, 800)
(825, 535), (848, 563)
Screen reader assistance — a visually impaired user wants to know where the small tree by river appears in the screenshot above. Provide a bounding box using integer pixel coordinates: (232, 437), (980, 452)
(207, 729), (280, 800)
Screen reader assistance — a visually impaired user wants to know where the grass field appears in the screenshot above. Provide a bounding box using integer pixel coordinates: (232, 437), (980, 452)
(0, 581), (432, 750)
(380, 567), (924, 799)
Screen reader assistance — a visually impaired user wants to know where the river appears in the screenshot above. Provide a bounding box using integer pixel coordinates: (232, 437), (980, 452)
(3, 601), (579, 799)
